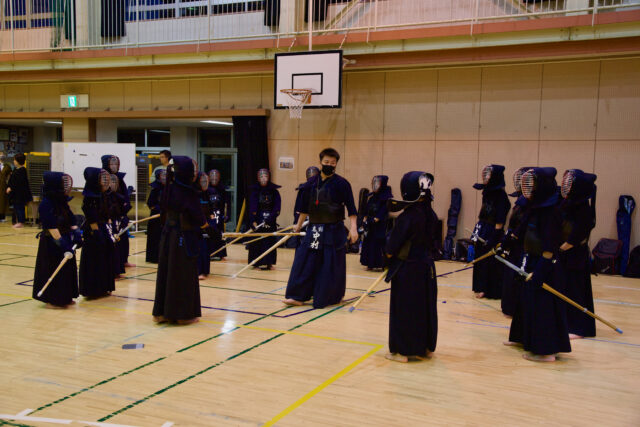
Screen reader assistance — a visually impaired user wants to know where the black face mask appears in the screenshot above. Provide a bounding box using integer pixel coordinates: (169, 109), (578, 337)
(321, 164), (335, 176)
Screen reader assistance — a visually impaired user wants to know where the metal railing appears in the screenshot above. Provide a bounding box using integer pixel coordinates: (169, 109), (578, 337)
(1, 0), (638, 53)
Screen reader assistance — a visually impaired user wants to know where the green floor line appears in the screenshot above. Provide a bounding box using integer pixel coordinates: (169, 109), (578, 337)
(0, 298), (31, 308)
(31, 306), (290, 414)
(98, 303), (347, 422)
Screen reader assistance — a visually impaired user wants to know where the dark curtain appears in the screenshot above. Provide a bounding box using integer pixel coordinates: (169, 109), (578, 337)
(101, 0), (127, 38)
(233, 116), (269, 227)
(263, 0), (280, 26)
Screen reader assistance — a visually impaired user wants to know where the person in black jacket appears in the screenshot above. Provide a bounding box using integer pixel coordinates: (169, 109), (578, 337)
(146, 168), (166, 264)
(385, 171), (438, 362)
(471, 164), (511, 299)
(559, 169), (597, 339)
(6, 153), (33, 228)
(33, 172), (81, 308)
(505, 167), (571, 362)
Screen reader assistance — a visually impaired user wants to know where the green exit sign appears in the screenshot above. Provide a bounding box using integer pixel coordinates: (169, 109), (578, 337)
(60, 94), (88, 109)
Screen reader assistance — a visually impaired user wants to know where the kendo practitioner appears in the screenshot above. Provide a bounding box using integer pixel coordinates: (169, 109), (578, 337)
(472, 165), (511, 299)
(246, 168), (281, 270)
(283, 148), (358, 308)
(33, 172), (81, 308)
(559, 169), (597, 339)
(102, 155), (135, 272)
(505, 167), (571, 362)
(360, 175), (393, 271)
(79, 167), (116, 298)
(385, 172), (438, 363)
(146, 168), (166, 264)
(207, 169), (230, 260)
(289, 166), (320, 248)
(500, 167), (534, 317)
(196, 171), (212, 279)
(153, 156), (207, 325)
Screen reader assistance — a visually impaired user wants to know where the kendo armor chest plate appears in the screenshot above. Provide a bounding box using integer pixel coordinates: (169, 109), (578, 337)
(209, 192), (223, 211)
(478, 199), (498, 225)
(258, 191), (274, 213)
(308, 181), (344, 224)
(524, 214), (544, 257)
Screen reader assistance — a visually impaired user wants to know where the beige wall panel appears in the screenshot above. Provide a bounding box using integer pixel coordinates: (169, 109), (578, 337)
(152, 80), (189, 110)
(384, 70), (437, 140)
(382, 140), (436, 196)
(298, 108), (345, 141)
(268, 139), (299, 226)
(597, 58), (640, 140)
(538, 140), (595, 175)
(345, 72), (385, 140)
(477, 140), (539, 195)
(540, 61), (599, 140)
(434, 140), (479, 236)
(90, 82), (124, 111)
(124, 81), (152, 111)
(59, 83), (89, 95)
(0, 86), (4, 111)
(189, 79), (220, 110)
(5, 85), (29, 111)
(63, 118), (91, 142)
(298, 140), (346, 179)
(28, 84), (59, 112)
(268, 109), (300, 140)
(479, 64), (543, 141)
(261, 76), (273, 109)
(436, 68), (481, 141)
(220, 77), (261, 109)
(345, 140), (384, 199)
(593, 140), (640, 249)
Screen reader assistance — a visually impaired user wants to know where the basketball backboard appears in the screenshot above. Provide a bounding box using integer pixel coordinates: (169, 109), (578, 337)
(274, 50), (343, 109)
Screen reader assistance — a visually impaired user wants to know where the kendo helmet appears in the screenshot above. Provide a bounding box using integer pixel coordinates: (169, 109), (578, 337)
(101, 155), (120, 174)
(257, 168), (270, 186)
(510, 167), (534, 197)
(208, 169), (221, 186)
(561, 169), (597, 202)
(62, 174), (73, 196)
(42, 171), (73, 197)
(171, 156), (196, 185)
(474, 164), (506, 190)
(400, 171), (433, 202)
(99, 169), (111, 192)
(305, 166), (319, 180)
(197, 171), (210, 192)
(521, 167), (558, 205)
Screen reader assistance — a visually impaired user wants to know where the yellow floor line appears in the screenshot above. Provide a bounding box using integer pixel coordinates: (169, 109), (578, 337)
(263, 344), (384, 427)
(0, 292), (32, 299)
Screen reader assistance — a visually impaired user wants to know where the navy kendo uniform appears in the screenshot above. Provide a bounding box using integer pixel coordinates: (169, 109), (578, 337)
(472, 164), (511, 299)
(285, 172), (357, 308)
(247, 169), (281, 269)
(360, 175), (393, 270)
(559, 169), (597, 338)
(207, 169), (230, 259)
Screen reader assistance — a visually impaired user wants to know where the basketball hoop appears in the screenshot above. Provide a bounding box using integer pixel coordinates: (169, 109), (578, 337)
(280, 88), (312, 119)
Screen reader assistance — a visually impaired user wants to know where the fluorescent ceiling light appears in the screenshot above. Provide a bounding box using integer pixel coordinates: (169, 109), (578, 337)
(149, 129), (170, 134)
(45, 121), (62, 125)
(200, 120), (233, 126)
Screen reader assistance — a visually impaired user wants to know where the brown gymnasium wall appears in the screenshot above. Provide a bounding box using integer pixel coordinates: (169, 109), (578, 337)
(0, 57), (638, 248)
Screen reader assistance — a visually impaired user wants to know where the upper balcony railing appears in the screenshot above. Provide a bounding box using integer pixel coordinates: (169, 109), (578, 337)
(1, 0), (639, 54)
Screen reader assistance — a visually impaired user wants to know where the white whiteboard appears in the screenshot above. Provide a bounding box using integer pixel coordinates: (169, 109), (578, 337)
(51, 142), (137, 191)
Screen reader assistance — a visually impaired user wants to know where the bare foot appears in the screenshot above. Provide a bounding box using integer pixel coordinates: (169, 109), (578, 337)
(413, 352), (433, 361)
(45, 303), (66, 309)
(153, 316), (168, 324)
(523, 353), (556, 362)
(569, 333), (584, 340)
(115, 275), (124, 281)
(503, 341), (521, 347)
(177, 318), (199, 325)
(474, 292), (485, 298)
(198, 274), (206, 280)
(220, 257), (226, 261)
(282, 298), (304, 306)
(385, 353), (409, 363)
(124, 262), (136, 268)
(503, 314), (512, 319)
(13, 223), (24, 229)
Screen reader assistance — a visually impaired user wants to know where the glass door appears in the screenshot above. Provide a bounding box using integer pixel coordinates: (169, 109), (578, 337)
(199, 148), (238, 231)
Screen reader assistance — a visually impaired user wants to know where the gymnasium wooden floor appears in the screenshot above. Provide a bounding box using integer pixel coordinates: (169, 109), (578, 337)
(0, 223), (639, 427)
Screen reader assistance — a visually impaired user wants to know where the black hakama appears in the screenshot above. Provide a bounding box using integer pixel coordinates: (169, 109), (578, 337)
(360, 183), (392, 270)
(79, 225), (116, 297)
(145, 216), (162, 263)
(197, 233), (211, 276)
(387, 201), (438, 356)
(247, 223), (278, 267)
(560, 244), (596, 337)
(472, 221), (504, 299)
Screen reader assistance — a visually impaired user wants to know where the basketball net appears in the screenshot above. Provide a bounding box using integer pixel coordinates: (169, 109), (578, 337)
(281, 89), (312, 119)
